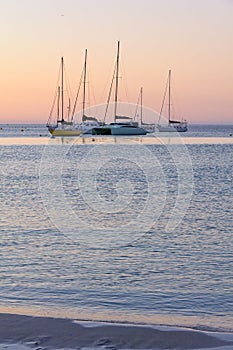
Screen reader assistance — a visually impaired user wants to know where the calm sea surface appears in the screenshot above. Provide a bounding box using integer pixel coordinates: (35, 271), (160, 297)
(0, 124), (232, 331)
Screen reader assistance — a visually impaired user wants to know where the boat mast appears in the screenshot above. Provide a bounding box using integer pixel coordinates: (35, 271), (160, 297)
(57, 86), (60, 122)
(114, 41), (120, 123)
(140, 87), (143, 125)
(82, 49), (87, 121)
(67, 97), (71, 120)
(168, 69), (171, 125)
(61, 57), (64, 123)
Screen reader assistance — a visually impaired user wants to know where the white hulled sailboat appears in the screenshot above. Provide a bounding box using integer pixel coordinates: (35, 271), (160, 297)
(157, 70), (188, 132)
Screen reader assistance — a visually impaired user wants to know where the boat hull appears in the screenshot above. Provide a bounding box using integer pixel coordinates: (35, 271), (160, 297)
(157, 125), (187, 132)
(92, 126), (147, 136)
(157, 125), (177, 132)
(111, 126), (147, 135)
(48, 128), (82, 137)
(175, 125), (188, 132)
(92, 127), (112, 135)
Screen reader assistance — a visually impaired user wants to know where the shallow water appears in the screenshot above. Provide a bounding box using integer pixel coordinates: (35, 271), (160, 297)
(0, 125), (232, 331)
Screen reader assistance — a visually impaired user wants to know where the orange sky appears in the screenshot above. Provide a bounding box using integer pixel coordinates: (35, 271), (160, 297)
(0, 0), (233, 124)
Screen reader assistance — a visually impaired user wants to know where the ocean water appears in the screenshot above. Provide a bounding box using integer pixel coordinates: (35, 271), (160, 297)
(0, 124), (233, 332)
(0, 123), (233, 138)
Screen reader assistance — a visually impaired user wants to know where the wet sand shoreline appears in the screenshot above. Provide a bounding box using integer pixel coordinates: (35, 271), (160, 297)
(0, 313), (233, 350)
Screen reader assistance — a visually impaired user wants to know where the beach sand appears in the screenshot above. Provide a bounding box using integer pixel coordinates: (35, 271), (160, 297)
(0, 313), (233, 350)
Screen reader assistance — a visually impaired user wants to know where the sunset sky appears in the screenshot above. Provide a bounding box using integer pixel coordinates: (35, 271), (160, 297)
(0, 0), (232, 124)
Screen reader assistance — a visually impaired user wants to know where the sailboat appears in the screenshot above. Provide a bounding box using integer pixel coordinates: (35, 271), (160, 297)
(134, 87), (155, 133)
(157, 70), (188, 132)
(46, 57), (82, 137)
(92, 41), (147, 136)
(46, 53), (99, 137)
(72, 49), (100, 134)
